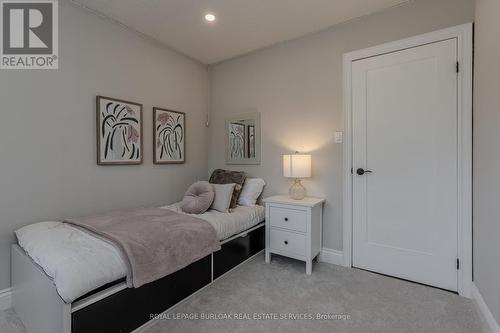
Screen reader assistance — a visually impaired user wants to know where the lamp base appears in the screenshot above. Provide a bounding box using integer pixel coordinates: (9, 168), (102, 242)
(289, 179), (306, 200)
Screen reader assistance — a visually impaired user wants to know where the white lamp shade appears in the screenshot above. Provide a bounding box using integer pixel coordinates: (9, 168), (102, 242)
(283, 154), (311, 178)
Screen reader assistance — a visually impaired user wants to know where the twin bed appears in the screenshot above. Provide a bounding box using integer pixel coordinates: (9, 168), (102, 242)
(12, 200), (266, 333)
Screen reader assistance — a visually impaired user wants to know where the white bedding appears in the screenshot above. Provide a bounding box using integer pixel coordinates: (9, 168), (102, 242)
(15, 204), (264, 303)
(161, 203), (264, 241)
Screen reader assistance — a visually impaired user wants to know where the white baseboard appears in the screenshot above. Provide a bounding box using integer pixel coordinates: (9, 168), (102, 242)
(0, 288), (12, 310)
(472, 283), (500, 333)
(318, 247), (344, 266)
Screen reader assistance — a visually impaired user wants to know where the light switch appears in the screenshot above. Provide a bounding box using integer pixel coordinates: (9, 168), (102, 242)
(334, 131), (343, 144)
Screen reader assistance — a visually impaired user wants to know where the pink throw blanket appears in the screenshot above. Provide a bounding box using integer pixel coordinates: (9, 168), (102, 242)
(65, 207), (220, 288)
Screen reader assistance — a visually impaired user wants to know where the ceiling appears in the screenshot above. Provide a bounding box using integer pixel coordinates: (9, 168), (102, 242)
(72, 0), (410, 64)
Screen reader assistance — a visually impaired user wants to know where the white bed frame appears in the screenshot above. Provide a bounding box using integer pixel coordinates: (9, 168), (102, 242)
(11, 222), (265, 333)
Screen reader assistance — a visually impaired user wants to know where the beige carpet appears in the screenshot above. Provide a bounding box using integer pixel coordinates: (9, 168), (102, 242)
(0, 309), (26, 333)
(1, 253), (482, 333)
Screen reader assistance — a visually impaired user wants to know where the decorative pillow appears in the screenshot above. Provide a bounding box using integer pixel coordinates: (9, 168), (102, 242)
(209, 169), (246, 208)
(238, 178), (266, 206)
(211, 183), (235, 213)
(180, 181), (215, 214)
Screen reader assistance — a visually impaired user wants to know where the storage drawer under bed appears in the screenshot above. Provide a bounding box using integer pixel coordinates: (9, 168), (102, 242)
(71, 223), (265, 333)
(71, 255), (211, 333)
(213, 223), (265, 279)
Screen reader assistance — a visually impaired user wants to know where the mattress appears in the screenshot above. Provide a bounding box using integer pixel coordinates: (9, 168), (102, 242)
(15, 204), (264, 303)
(161, 203), (264, 241)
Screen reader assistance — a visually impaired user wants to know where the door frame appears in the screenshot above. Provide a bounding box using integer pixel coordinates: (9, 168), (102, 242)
(342, 23), (473, 298)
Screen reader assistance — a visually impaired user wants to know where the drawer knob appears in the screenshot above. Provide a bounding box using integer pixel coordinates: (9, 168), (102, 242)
(284, 240), (288, 245)
(284, 217), (288, 221)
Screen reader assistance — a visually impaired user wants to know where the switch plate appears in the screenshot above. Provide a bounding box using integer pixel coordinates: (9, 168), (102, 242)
(334, 131), (343, 144)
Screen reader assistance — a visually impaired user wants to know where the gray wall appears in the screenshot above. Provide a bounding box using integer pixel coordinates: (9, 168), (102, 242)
(474, 0), (500, 323)
(0, 2), (209, 290)
(208, 0), (475, 251)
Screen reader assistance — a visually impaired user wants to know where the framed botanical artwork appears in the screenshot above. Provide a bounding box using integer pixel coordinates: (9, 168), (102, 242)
(228, 122), (245, 159)
(96, 96), (143, 165)
(247, 125), (255, 158)
(153, 107), (186, 164)
(225, 112), (261, 165)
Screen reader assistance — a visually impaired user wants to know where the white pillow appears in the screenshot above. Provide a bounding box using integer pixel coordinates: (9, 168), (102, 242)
(211, 183), (236, 213)
(238, 178), (266, 206)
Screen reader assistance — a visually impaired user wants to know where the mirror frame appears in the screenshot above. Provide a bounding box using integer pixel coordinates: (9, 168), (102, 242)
(225, 112), (261, 165)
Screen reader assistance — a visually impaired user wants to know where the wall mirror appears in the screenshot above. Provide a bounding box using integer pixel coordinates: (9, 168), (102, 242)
(225, 112), (261, 165)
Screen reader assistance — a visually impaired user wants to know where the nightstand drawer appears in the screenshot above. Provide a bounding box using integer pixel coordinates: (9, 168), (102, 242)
(269, 206), (306, 232)
(270, 228), (306, 256)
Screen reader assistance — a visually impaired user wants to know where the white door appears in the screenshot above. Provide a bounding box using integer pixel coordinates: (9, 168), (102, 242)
(352, 38), (459, 291)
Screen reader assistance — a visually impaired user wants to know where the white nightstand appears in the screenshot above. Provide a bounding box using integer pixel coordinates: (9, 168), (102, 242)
(263, 195), (325, 275)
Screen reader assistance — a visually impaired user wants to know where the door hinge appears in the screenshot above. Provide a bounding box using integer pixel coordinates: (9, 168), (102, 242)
(351, 167), (353, 175)
(456, 62), (460, 73)
(456, 258), (460, 270)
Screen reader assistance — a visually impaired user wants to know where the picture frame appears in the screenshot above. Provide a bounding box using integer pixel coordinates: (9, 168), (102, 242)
(96, 96), (143, 165)
(247, 125), (255, 158)
(228, 122), (246, 159)
(225, 112), (261, 165)
(153, 107), (186, 164)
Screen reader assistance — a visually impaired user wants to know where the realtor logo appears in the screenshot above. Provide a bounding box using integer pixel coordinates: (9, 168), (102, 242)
(1, 0), (58, 69)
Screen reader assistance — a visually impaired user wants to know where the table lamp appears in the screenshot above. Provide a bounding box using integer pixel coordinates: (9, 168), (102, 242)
(283, 152), (311, 200)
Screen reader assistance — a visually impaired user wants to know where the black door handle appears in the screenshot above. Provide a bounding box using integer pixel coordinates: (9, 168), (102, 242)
(356, 168), (373, 176)
(284, 240), (288, 245)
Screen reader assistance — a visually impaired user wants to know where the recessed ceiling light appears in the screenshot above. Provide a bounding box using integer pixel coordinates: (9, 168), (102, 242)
(205, 13), (216, 22)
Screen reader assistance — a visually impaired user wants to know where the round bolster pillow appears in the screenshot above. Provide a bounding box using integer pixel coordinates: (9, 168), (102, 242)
(180, 181), (215, 214)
